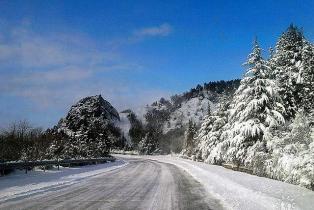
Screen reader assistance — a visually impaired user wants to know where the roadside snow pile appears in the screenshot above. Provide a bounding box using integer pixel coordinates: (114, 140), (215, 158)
(0, 160), (127, 202)
(146, 155), (314, 210)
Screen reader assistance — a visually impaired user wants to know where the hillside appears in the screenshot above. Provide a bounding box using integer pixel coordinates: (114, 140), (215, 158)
(123, 79), (240, 154)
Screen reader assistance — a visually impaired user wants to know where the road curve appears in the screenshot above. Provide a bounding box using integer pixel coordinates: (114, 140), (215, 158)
(0, 157), (223, 210)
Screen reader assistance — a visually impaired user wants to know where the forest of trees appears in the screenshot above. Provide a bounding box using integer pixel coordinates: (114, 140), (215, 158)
(171, 79), (240, 107)
(182, 25), (314, 190)
(0, 120), (125, 163)
(0, 121), (53, 163)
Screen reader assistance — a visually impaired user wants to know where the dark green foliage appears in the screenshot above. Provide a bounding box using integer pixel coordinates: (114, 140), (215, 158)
(138, 107), (170, 154)
(49, 122), (124, 159)
(171, 79), (240, 106)
(126, 111), (145, 147)
(270, 24), (305, 119)
(299, 42), (314, 114)
(207, 102), (211, 116)
(159, 127), (185, 154)
(182, 120), (197, 156)
(46, 130), (66, 160)
(138, 132), (160, 155)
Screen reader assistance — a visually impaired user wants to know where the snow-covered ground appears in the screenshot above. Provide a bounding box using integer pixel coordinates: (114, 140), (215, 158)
(117, 154), (314, 210)
(0, 160), (127, 202)
(1, 155), (313, 210)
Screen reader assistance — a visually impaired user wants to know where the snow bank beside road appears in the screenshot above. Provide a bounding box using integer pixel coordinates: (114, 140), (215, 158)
(152, 156), (314, 210)
(116, 155), (314, 210)
(0, 160), (127, 202)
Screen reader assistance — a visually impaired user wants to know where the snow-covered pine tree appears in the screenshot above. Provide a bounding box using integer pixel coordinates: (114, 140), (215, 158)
(270, 24), (304, 119)
(224, 39), (285, 167)
(181, 119), (197, 157)
(266, 111), (314, 189)
(127, 111), (145, 148)
(138, 132), (159, 155)
(196, 105), (228, 164)
(299, 41), (314, 114)
(207, 102), (212, 116)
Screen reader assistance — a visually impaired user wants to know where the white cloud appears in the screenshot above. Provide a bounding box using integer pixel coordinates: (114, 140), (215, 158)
(12, 66), (92, 85)
(104, 23), (173, 48)
(0, 25), (115, 69)
(0, 23), (144, 109)
(0, 21), (171, 125)
(133, 23), (173, 38)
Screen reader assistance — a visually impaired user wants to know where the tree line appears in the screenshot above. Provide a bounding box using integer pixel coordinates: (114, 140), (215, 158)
(0, 120), (126, 163)
(0, 121), (53, 163)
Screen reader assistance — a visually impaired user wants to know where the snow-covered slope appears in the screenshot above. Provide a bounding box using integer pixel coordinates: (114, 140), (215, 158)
(142, 80), (240, 136)
(131, 80), (239, 153)
(164, 97), (215, 133)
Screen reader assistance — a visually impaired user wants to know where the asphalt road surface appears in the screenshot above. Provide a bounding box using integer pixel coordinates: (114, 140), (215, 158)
(0, 157), (223, 210)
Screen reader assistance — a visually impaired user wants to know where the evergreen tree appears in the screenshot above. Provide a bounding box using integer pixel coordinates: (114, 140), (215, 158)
(182, 119), (197, 156)
(266, 111), (314, 189)
(299, 41), (314, 113)
(270, 24), (304, 119)
(48, 131), (66, 160)
(138, 132), (159, 155)
(196, 99), (229, 164)
(224, 40), (285, 165)
(127, 111), (145, 148)
(207, 102), (211, 116)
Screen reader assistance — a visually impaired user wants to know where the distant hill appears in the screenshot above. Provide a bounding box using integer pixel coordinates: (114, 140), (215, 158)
(130, 79), (240, 153)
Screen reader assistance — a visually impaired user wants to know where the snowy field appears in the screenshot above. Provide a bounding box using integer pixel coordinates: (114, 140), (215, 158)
(0, 160), (127, 203)
(116, 155), (314, 210)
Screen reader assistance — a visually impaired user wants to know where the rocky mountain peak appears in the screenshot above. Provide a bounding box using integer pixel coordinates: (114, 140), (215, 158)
(57, 95), (120, 133)
(68, 95), (119, 120)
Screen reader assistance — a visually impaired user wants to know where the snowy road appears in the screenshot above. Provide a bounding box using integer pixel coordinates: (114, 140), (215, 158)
(0, 157), (222, 210)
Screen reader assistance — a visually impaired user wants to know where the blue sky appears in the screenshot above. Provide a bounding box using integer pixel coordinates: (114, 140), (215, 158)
(1, 0), (314, 128)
